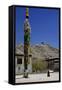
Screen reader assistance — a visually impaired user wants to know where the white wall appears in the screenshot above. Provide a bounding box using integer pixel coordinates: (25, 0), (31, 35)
(0, 0), (62, 90)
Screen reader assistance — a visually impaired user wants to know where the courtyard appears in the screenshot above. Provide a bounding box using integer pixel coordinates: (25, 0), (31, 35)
(15, 72), (59, 83)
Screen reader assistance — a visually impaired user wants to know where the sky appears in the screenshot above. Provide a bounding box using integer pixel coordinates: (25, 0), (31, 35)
(16, 7), (59, 48)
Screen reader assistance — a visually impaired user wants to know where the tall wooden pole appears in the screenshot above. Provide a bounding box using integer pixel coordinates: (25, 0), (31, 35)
(24, 8), (30, 78)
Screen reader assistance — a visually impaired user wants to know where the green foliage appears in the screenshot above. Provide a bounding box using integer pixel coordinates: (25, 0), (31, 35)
(24, 28), (30, 43)
(32, 59), (47, 73)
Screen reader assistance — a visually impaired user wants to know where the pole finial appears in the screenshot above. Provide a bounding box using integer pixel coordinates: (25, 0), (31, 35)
(26, 8), (29, 18)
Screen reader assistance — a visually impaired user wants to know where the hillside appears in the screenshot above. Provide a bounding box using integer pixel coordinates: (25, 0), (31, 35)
(16, 43), (59, 60)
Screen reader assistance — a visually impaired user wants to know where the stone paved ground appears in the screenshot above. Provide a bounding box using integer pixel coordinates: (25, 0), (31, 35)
(15, 72), (59, 83)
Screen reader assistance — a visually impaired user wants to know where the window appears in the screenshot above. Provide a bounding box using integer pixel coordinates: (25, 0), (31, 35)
(17, 58), (22, 64)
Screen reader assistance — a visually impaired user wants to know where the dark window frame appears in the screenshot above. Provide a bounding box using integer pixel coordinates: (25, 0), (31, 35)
(17, 58), (22, 64)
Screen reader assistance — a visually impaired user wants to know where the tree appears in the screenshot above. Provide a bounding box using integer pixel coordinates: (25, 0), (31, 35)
(32, 59), (48, 73)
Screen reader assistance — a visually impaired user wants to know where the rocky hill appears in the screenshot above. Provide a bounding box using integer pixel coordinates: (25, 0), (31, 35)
(16, 43), (59, 60)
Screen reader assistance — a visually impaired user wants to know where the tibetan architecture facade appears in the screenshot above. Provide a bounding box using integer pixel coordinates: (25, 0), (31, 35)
(15, 53), (32, 75)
